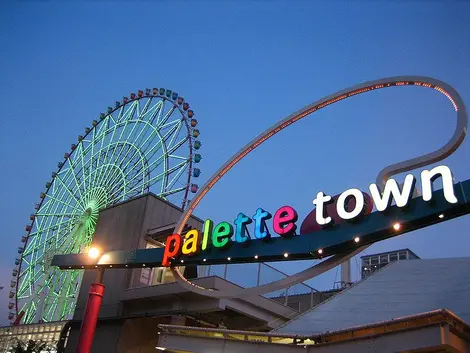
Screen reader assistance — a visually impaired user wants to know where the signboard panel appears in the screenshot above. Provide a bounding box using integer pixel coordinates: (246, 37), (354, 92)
(52, 175), (470, 270)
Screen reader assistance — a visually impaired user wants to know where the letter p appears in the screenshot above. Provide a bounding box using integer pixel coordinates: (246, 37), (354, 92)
(162, 234), (182, 267)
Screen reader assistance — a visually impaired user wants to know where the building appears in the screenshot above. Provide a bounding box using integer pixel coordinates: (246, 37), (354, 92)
(157, 257), (470, 352)
(1, 193), (332, 353)
(361, 248), (420, 279)
(3, 193), (469, 353)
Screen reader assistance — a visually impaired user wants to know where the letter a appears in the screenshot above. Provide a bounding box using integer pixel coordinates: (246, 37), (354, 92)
(182, 229), (200, 255)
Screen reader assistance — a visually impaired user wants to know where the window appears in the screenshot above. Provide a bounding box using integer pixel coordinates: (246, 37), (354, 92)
(370, 256), (379, 265)
(379, 255), (389, 263)
(362, 258), (370, 266)
(390, 253), (398, 261)
(398, 252), (407, 260)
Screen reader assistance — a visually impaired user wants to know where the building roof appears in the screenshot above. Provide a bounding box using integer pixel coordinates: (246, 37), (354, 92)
(275, 257), (470, 335)
(360, 248), (420, 259)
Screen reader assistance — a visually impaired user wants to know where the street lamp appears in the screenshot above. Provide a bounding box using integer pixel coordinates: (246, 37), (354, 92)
(75, 247), (105, 353)
(88, 247), (100, 259)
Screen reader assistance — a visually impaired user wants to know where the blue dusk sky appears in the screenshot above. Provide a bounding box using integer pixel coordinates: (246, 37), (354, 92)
(1, 1), (470, 322)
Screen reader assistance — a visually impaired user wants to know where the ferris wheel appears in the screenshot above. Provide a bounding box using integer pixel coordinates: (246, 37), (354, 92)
(9, 88), (202, 324)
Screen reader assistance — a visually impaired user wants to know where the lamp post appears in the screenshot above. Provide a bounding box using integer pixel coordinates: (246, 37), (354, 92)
(75, 247), (105, 353)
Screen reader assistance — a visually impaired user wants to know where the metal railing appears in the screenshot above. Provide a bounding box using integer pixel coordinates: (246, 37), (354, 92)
(127, 261), (330, 312)
(199, 263), (320, 311)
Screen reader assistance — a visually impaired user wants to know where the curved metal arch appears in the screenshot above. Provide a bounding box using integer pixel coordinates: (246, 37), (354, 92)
(171, 76), (467, 299)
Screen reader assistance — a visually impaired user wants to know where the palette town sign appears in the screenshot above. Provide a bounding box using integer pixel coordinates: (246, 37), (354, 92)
(162, 165), (457, 266)
(51, 75), (468, 299)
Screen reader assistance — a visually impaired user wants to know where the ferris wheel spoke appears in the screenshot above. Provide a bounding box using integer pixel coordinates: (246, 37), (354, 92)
(166, 120), (184, 151)
(54, 167), (83, 200)
(75, 142), (89, 192)
(156, 105), (176, 129)
(23, 238), (40, 257)
(17, 269), (32, 295)
(159, 186), (187, 198)
(35, 212), (75, 217)
(159, 117), (180, 131)
(33, 218), (75, 238)
(19, 303), (33, 322)
(154, 99), (167, 126)
(43, 192), (83, 214)
(38, 196), (77, 242)
(114, 105), (124, 122)
(57, 271), (81, 320)
(119, 100), (139, 124)
(87, 127), (99, 191)
(166, 135), (190, 157)
(95, 164), (127, 195)
(96, 124), (141, 183)
(45, 269), (71, 305)
(115, 132), (159, 178)
(109, 142), (144, 177)
(169, 154), (190, 160)
(166, 159), (190, 191)
(105, 174), (130, 200)
(139, 96), (154, 117)
(141, 120), (182, 166)
(119, 157), (161, 193)
(107, 169), (166, 204)
(121, 116), (161, 163)
(53, 173), (84, 208)
(91, 124), (120, 188)
(134, 100), (142, 118)
(94, 117), (108, 139)
(144, 100), (163, 125)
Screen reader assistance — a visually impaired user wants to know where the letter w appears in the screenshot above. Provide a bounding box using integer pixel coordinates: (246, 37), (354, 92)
(369, 175), (416, 211)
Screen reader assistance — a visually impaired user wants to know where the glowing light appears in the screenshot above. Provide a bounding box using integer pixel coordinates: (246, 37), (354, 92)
(354, 237), (360, 243)
(254, 255), (259, 259)
(284, 253), (289, 258)
(393, 223), (401, 231)
(439, 214), (445, 219)
(318, 249), (323, 255)
(88, 247), (100, 259)
(180, 260), (184, 263)
(100, 254), (110, 263)
(227, 257), (231, 261)
(203, 258), (206, 262)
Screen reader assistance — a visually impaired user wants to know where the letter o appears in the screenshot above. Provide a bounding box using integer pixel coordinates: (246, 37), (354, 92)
(336, 188), (365, 220)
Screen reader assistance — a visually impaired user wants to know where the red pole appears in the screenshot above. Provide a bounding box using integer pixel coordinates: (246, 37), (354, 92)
(75, 271), (105, 353)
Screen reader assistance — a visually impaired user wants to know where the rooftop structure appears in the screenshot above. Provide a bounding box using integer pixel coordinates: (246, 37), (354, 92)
(276, 257), (470, 334)
(360, 248), (420, 279)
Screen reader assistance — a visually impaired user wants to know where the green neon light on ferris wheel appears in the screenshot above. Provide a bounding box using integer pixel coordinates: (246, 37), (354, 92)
(14, 92), (200, 323)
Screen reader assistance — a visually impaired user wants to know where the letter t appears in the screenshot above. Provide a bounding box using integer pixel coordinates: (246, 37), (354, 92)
(252, 208), (272, 240)
(234, 213), (252, 243)
(313, 191), (332, 226)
